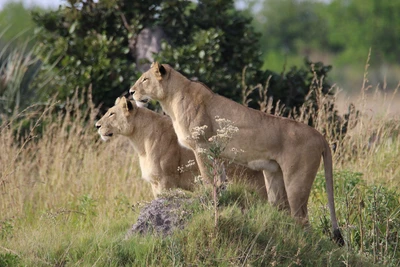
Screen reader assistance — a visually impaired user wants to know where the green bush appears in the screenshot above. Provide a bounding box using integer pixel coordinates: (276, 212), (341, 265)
(0, 252), (20, 267)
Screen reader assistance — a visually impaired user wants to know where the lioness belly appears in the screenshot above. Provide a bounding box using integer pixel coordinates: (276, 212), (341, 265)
(248, 159), (279, 172)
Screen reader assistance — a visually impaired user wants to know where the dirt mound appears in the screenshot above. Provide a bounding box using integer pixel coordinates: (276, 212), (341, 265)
(125, 191), (195, 238)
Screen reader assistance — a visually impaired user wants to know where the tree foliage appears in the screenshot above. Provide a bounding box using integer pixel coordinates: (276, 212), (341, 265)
(246, 0), (400, 65)
(32, 0), (263, 109)
(157, 0), (263, 100)
(324, 0), (400, 64)
(31, 0), (334, 123)
(32, 0), (137, 109)
(250, 0), (329, 55)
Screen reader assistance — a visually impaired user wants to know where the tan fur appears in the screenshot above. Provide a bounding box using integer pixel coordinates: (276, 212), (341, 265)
(130, 63), (344, 245)
(95, 96), (266, 198)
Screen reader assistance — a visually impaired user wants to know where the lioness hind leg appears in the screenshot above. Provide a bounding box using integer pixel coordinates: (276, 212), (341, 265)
(263, 167), (290, 212)
(284, 163), (319, 224)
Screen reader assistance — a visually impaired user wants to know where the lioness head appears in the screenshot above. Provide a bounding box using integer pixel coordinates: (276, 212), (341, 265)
(95, 96), (136, 141)
(129, 62), (169, 102)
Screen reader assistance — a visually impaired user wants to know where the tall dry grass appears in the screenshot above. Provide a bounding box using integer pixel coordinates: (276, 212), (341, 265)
(0, 90), (152, 223)
(335, 88), (400, 187)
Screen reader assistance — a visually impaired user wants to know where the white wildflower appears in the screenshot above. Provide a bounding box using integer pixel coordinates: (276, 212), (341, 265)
(197, 147), (207, 154)
(194, 175), (203, 184)
(185, 159), (196, 168)
(177, 166), (185, 173)
(191, 125), (208, 140)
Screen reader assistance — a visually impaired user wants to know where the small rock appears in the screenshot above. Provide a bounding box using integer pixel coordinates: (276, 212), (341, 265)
(125, 191), (195, 239)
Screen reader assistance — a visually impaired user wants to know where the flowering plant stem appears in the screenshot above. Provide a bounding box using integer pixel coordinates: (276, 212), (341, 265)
(213, 159), (219, 228)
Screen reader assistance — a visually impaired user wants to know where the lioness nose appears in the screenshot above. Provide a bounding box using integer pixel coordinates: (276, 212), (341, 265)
(129, 90), (135, 95)
(95, 122), (101, 129)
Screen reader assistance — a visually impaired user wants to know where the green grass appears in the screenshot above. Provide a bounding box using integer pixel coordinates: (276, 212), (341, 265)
(310, 171), (400, 266)
(1, 182), (380, 266)
(2, 169), (398, 266)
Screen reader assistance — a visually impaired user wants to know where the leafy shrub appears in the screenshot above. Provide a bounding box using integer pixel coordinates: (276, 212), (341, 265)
(0, 252), (20, 267)
(0, 218), (14, 240)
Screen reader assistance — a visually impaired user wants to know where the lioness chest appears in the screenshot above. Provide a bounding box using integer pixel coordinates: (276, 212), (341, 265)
(138, 157), (158, 182)
(173, 122), (193, 150)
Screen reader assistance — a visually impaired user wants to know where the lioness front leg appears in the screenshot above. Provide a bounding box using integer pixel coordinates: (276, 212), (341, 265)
(150, 182), (162, 198)
(194, 151), (212, 183)
(150, 177), (181, 198)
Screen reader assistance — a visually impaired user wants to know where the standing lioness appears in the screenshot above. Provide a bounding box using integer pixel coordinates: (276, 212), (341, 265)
(95, 96), (266, 198)
(130, 62), (344, 245)
(96, 97), (196, 197)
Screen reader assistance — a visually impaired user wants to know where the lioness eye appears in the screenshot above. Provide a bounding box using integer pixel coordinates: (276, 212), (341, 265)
(142, 78), (148, 83)
(109, 112), (115, 117)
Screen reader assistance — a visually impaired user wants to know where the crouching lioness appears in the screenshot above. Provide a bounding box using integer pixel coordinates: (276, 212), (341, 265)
(95, 96), (266, 198)
(129, 62), (344, 245)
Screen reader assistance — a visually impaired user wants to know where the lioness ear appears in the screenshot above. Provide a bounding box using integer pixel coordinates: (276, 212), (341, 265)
(151, 61), (166, 80)
(115, 97), (121, 106)
(119, 96), (133, 112)
(159, 65), (166, 75)
(126, 100), (134, 111)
